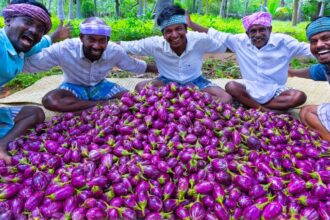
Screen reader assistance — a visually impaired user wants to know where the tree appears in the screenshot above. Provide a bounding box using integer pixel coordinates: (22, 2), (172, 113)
(68, 0), (74, 20)
(192, 0), (196, 13)
(93, 0), (97, 16)
(47, 0), (52, 13)
(244, 0), (249, 16)
(138, 0), (143, 17)
(76, 0), (81, 18)
(144, 0), (147, 16)
(220, 0), (228, 18)
(197, 0), (203, 14)
(57, 0), (65, 20)
(319, 0), (325, 16)
(292, 0), (299, 26)
(115, 0), (120, 18)
(297, 0), (302, 22)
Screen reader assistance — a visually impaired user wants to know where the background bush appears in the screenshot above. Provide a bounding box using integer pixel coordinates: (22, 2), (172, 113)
(0, 15), (309, 42)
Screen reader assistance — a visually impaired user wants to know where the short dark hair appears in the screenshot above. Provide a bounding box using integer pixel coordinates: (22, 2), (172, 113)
(10, 0), (50, 16)
(156, 5), (185, 27)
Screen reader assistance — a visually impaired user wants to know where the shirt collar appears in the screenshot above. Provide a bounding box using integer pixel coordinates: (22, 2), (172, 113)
(1, 28), (19, 57)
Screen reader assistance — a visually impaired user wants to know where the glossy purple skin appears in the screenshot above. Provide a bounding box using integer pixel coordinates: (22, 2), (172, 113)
(262, 202), (282, 220)
(147, 195), (163, 212)
(249, 184), (266, 199)
(243, 205), (262, 220)
(64, 196), (78, 214)
(86, 207), (107, 220)
(48, 185), (75, 201)
(10, 197), (24, 215)
(214, 203), (230, 220)
(190, 202), (206, 220)
(195, 181), (214, 194)
(176, 205), (190, 219)
(0, 183), (20, 199)
(301, 207), (320, 220)
(24, 191), (44, 211)
(163, 182), (176, 199)
(40, 201), (63, 218)
(213, 183), (226, 204)
(32, 172), (49, 191)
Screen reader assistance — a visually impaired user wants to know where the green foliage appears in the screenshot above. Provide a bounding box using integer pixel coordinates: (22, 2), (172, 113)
(81, 0), (94, 18)
(0, 17), (4, 28)
(109, 18), (159, 41)
(268, 0), (280, 16)
(274, 6), (291, 20)
(290, 57), (317, 69)
(203, 59), (241, 79)
(4, 67), (62, 92)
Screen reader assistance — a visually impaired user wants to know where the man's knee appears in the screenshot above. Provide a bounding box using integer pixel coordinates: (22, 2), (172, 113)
(135, 81), (146, 91)
(221, 92), (233, 104)
(21, 106), (45, 124)
(42, 95), (58, 111)
(292, 91), (307, 107)
(225, 81), (242, 96)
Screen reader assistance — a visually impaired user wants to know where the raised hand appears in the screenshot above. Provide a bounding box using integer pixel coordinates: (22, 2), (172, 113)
(50, 20), (73, 43)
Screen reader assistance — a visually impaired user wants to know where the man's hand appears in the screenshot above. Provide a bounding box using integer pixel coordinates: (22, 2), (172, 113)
(185, 10), (192, 28)
(50, 20), (72, 43)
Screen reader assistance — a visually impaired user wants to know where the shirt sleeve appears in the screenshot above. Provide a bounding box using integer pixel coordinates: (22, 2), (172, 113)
(309, 64), (328, 81)
(23, 41), (61, 73)
(25, 35), (52, 57)
(207, 28), (238, 52)
(191, 31), (227, 53)
(284, 34), (314, 59)
(120, 37), (157, 56)
(115, 47), (147, 74)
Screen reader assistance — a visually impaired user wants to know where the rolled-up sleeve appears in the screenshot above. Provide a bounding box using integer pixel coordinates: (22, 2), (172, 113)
(309, 64), (327, 81)
(284, 34), (314, 58)
(191, 31), (227, 53)
(207, 28), (238, 52)
(120, 37), (159, 56)
(116, 48), (147, 74)
(23, 41), (60, 73)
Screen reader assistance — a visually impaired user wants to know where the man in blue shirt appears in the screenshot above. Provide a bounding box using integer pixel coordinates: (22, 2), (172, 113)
(0, 0), (69, 163)
(289, 16), (330, 141)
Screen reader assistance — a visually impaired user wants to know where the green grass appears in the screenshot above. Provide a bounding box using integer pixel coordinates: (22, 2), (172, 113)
(4, 67), (62, 93)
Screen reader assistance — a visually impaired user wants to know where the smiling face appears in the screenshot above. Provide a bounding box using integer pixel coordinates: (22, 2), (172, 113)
(162, 24), (187, 55)
(246, 24), (272, 49)
(310, 31), (330, 65)
(80, 34), (109, 62)
(5, 16), (46, 53)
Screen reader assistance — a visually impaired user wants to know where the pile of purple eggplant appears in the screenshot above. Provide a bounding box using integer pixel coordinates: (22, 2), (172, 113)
(1, 82), (330, 220)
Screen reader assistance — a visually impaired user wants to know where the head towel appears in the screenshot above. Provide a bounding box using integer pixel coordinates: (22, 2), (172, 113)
(159, 14), (186, 31)
(2, 3), (51, 33)
(306, 16), (330, 39)
(242, 12), (272, 32)
(79, 22), (112, 37)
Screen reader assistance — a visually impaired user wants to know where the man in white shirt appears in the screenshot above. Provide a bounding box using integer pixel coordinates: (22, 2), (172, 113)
(188, 12), (314, 112)
(24, 17), (155, 112)
(120, 5), (233, 103)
